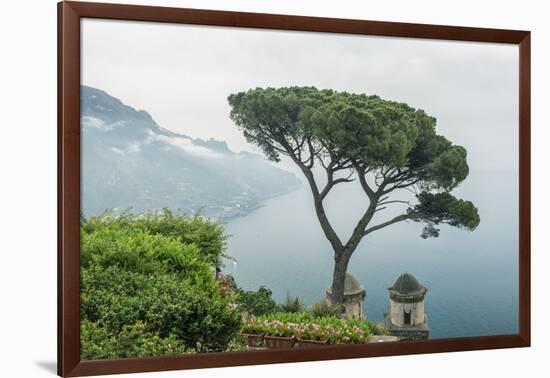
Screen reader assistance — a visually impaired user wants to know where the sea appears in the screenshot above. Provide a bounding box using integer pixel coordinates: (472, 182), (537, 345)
(222, 170), (519, 339)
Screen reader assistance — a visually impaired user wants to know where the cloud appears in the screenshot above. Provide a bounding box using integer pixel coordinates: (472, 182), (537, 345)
(112, 141), (142, 155)
(146, 130), (222, 159)
(82, 116), (126, 131)
(82, 116), (105, 129)
(126, 141), (141, 153)
(102, 128), (220, 159)
(111, 147), (125, 155)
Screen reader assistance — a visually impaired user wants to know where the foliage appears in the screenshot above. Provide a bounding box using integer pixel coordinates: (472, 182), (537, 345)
(255, 319), (296, 337)
(235, 285), (279, 316)
(279, 294), (305, 313)
(309, 301), (344, 317)
(80, 213), (242, 358)
(227, 86), (479, 239)
(241, 321), (269, 335)
(411, 192), (481, 238)
(298, 322), (370, 344)
(243, 312), (384, 344)
(81, 320), (191, 360)
(361, 319), (389, 336)
(225, 334), (249, 352)
(81, 226), (213, 286)
(227, 87), (471, 193)
(259, 311), (316, 324)
(82, 209), (229, 269)
(219, 274), (278, 316)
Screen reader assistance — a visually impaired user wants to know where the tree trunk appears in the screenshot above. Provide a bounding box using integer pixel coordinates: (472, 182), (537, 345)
(329, 252), (351, 306)
(287, 158), (371, 308)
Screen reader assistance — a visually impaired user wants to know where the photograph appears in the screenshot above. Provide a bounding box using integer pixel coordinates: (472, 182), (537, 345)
(79, 17), (519, 359)
(3, 1), (547, 378)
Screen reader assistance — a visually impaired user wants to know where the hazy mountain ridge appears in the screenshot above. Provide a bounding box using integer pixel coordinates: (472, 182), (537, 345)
(81, 86), (301, 218)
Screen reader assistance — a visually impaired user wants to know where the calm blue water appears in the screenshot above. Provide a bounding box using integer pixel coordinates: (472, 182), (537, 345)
(222, 170), (519, 339)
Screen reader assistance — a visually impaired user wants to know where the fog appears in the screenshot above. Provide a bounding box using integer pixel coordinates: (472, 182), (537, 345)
(82, 19), (518, 174)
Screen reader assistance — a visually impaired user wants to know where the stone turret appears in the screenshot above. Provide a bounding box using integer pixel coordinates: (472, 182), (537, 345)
(384, 273), (429, 340)
(326, 273), (366, 319)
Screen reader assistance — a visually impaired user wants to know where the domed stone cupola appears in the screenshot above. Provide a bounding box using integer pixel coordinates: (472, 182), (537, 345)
(326, 272), (366, 319)
(389, 273), (427, 301)
(384, 273), (429, 340)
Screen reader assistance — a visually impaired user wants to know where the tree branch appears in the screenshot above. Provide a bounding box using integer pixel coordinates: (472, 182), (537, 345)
(363, 214), (410, 236)
(355, 165), (376, 199)
(319, 164), (354, 201)
(303, 138), (324, 169)
(378, 199), (411, 206)
(284, 147), (345, 253)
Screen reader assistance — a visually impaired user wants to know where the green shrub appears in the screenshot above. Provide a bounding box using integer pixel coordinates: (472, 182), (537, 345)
(226, 334), (248, 352)
(82, 209), (229, 269)
(81, 265), (242, 353)
(81, 320), (191, 360)
(309, 301), (343, 317)
(360, 319), (389, 336)
(235, 286), (279, 316)
(80, 212), (242, 358)
(279, 294), (305, 313)
(81, 226), (213, 285)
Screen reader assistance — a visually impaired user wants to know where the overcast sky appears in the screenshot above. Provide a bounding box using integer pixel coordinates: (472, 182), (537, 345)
(82, 19), (518, 173)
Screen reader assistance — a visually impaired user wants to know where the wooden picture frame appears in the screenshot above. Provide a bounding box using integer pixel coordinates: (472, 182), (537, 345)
(58, 1), (530, 376)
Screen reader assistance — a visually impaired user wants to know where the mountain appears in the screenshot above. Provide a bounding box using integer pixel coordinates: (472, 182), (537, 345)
(81, 86), (301, 218)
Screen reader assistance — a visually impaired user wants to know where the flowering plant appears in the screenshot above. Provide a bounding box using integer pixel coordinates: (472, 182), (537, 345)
(297, 323), (332, 342)
(241, 319), (295, 337)
(267, 320), (296, 337)
(241, 320), (268, 335)
(242, 313), (376, 344)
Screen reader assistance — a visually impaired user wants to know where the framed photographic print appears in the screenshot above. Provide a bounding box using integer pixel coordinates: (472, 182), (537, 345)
(58, 1), (530, 376)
